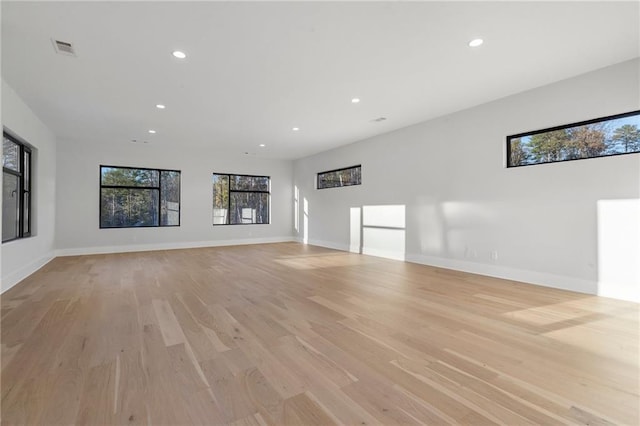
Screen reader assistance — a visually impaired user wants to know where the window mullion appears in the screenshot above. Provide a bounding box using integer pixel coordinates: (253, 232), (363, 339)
(227, 174), (231, 225)
(2, 133), (31, 242)
(17, 144), (24, 238)
(158, 172), (163, 226)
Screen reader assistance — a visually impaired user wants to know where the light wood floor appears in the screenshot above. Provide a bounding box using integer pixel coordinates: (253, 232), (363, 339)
(1, 243), (638, 425)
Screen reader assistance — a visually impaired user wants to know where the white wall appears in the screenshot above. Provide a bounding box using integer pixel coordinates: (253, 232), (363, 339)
(1, 79), (57, 292)
(55, 140), (293, 255)
(293, 59), (640, 300)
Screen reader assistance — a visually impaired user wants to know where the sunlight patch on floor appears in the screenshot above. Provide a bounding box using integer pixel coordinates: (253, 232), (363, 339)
(274, 252), (371, 270)
(544, 320), (639, 366)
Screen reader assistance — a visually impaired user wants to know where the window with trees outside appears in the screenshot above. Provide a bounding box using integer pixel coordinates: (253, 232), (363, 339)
(317, 165), (361, 189)
(507, 110), (640, 167)
(3, 132), (32, 243)
(212, 173), (270, 225)
(100, 165), (180, 228)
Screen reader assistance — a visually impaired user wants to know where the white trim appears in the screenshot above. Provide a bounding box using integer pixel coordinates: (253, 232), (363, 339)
(55, 236), (295, 257)
(300, 238), (350, 253)
(362, 247), (405, 262)
(305, 237), (405, 262)
(300, 239), (598, 296)
(4, 238), (603, 300)
(405, 253), (597, 295)
(1, 252), (55, 293)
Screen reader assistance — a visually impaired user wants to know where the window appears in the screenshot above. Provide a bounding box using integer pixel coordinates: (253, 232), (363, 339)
(317, 165), (361, 189)
(507, 110), (640, 167)
(212, 173), (270, 225)
(100, 165), (180, 228)
(3, 132), (32, 242)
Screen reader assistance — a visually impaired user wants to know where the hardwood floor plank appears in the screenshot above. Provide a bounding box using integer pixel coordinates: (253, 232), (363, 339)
(282, 392), (337, 426)
(1, 375), (56, 425)
(144, 372), (195, 425)
(2, 299), (79, 403)
(275, 334), (358, 388)
(239, 367), (284, 424)
(301, 385), (380, 426)
(1, 242), (638, 425)
(200, 357), (258, 423)
(75, 361), (117, 425)
(152, 298), (186, 347)
(180, 293), (239, 350)
(227, 304), (292, 346)
(342, 379), (434, 425)
(112, 350), (148, 426)
(170, 293), (226, 361)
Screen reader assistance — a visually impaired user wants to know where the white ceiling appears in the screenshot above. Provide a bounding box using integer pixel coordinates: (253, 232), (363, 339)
(2, 1), (639, 160)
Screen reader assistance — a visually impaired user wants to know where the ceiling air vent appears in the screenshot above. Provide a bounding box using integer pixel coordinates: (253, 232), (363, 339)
(52, 39), (76, 56)
(371, 117), (387, 122)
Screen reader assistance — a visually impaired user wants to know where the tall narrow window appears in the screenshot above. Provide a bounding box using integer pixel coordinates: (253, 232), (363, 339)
(294, 185), (299, 232)
(212, 173), (270, 225)
(2, 132), (32, 243)
(100, 165), (181, 228)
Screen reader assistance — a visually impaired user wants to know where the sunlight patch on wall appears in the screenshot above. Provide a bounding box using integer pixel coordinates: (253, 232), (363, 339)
(362, 205), (406, 261)
(440, 200), (501, 261)
(441, 200), (495, 228)
(597, 199), (640, 302)
(294, 185), (299, 232)
(415, 197), (446, 254)
(303, 197), (309, 244)
(350, 207), (361, 253)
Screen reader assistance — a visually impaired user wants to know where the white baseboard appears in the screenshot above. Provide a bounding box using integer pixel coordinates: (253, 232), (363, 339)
(55, 236), (296, 257)
(298, 238), (598, 296)
(363, 247), (405, 262)
(305, 239), (404, 262)
(1, 252), (55, 293)
(405, 253), (597, 295)
(302, 238), (350, 253)
(7, 238), (610, 300)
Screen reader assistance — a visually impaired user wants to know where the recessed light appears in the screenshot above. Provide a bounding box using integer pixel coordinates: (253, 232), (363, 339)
(172, 51), (187, 59)
(468, 38), (483, 47)
(259, 144), (265, 147)
(148, 130), (156, 134)
(351, 98), (360, 103)
(156, 104), (166, 109)
(292, 127), (300, 131)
